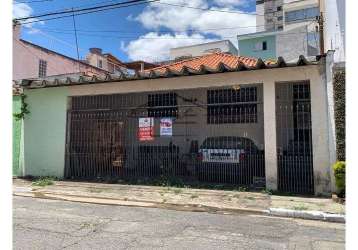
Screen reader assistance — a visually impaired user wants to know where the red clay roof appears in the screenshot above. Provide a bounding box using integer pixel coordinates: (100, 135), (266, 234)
(146, 52), (259, 74)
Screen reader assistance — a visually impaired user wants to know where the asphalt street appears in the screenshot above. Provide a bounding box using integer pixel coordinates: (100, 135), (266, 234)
(13, 196), (345, 250)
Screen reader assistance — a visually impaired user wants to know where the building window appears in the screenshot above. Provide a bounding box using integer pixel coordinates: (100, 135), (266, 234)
(207, 87), (258, 124)
(307, 32), (319, 56)
(148, 93), (178, 117)
(277, 16), (283, 21)
(277, 6), (282, 11)
(38, 59), (47, 78)
(285, 7), (319, 23)
(262, 41), (267, 50)
(98, 59), (103, 68)
(277, 25), (284, 30)
(254, 41), (267, 51)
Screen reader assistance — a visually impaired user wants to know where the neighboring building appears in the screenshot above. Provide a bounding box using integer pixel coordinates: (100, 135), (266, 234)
(241, 0), (320, 61)
(238, 24), (319, 61)
(252, 0), (345, 63)
(85, 48), (128, 74)
(169, 40), (238, 60)
(256, 0), (284, 32)
(18, 52), (338, 196)
(256, 0), (319, 32)
(85, 48), (158, 72)
(119, 60), (158, 72)
(13, 24), (108, 81)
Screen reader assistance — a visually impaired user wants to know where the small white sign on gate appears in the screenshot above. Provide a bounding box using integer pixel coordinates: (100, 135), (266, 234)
(160, 118), (173, 136)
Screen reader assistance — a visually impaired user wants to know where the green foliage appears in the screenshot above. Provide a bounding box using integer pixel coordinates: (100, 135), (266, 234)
(13, 94), (30, 121)
(261, 189), (273, 195)
(190, 194), (199, 199)
(234, 186), (248, 192)
(32, 177), (55, 187)
(292, 204), (308, 211)
(333, 71), (345, 161)
(333, 161), (345, 197)
(173, 188), (183, 194)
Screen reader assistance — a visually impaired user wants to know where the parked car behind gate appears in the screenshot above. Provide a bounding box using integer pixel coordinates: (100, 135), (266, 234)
(196, 136), (265, 185)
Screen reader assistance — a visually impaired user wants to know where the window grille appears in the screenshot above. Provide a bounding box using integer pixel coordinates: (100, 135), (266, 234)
(148, 93), (178, 117)
(38, 59), (47, 78)
(207, 87), (258, 124)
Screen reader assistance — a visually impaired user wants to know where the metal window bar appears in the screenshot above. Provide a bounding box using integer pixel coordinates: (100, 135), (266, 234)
(65, 85), (265, 188)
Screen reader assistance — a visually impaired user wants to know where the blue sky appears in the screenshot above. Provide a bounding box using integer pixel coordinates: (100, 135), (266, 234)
(14, 0), (257, 62)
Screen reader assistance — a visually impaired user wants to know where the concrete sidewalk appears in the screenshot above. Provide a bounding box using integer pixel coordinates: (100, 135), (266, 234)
(13, 179), (345, 222)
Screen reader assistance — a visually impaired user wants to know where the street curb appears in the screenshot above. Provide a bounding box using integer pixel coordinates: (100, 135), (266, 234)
(267, 208), (345, 223)
(13, 191), (345, 223)
(13, 192), (265, 216)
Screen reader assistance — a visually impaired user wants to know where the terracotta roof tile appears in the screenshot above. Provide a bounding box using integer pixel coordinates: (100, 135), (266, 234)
(146, 53), (258, 74)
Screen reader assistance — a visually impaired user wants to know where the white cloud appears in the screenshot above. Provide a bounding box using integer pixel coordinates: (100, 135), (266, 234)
(121, 32), (213, 62)
(13, 1), (44, 29)
(133, 1), (256, 45)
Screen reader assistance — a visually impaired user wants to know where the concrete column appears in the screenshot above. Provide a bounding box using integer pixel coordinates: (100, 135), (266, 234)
(263, 80), (278, 190)
(310, 70), (332, 195)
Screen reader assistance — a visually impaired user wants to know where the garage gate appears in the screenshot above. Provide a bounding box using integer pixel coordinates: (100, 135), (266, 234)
(64, 85), (265, 188)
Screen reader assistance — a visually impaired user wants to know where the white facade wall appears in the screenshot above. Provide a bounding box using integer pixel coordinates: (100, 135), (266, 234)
(256, 3), (266, 32)
(324, 0), (345, 62)
(170, 41), (238, 59)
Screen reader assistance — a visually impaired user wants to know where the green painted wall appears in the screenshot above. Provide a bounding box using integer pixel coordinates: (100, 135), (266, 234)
(238, 35), (276, 60)
(23, 87), (68, 178)
(13, 96), (22, 176)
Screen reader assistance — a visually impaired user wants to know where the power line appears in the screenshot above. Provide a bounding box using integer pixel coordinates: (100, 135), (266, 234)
(15, 0), (285, 23)
(15, 0), (152, 21)
(27, 24), (267, 35)
(72, 8), (81, 73)
(30, 27), (319, 40)
(14, 0), (53, 4)
(18, 0), (159, 25)
(14, 0), (124, 18)
(156, 1), (273, 17)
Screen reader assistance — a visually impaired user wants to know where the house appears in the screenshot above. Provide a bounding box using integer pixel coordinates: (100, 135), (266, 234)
(13, 24), (109, 81)
(17, 51), (337, 196)
(169, 40), (238, 60)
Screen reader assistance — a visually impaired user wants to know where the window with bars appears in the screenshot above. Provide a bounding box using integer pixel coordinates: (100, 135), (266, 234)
(207, 87), (258, 124)
(38, 59), (47, 78)
(148, 93), (178, 117)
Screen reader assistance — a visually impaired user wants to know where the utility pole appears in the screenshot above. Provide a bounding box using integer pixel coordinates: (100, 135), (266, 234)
(72, 8), (81, 73)
(318, 0), (325, 55)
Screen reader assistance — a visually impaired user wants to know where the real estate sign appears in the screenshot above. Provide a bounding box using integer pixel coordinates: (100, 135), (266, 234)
(138, 117), (154, 141)
(160, 118), (173, 136)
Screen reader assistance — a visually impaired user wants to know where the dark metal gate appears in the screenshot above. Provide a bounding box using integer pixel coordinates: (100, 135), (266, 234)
(276, 82), (314, 194)
(65, 85), (265, 188)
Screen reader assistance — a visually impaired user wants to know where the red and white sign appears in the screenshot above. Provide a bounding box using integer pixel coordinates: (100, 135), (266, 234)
(138, 117), (154, 141)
